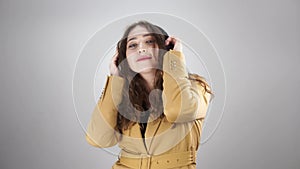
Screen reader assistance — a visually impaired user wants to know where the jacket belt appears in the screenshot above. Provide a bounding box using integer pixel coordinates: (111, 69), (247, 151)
(119, 150), (196, 169)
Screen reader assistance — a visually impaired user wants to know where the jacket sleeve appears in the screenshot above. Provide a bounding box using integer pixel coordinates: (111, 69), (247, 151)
(85, 75), (124, 147)
(162, 50), (211, 123)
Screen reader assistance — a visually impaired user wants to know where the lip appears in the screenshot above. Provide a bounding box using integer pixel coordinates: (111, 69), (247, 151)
(136, 56), (152, 62)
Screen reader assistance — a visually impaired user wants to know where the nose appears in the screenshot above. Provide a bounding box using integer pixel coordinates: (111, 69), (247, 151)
(138, 42), (146, 54)
(138, 48), (146, 54)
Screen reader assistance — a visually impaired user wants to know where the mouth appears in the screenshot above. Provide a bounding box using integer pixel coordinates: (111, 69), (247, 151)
(137, 56), (152, 62)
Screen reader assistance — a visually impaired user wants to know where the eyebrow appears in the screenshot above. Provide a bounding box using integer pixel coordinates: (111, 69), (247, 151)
(127, 33), (153, 43)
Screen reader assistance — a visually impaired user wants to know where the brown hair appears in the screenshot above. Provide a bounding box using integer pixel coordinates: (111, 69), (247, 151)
(115, 21), (213, 133)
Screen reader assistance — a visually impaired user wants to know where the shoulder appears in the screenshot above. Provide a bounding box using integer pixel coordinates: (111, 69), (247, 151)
(188, 73), (207, 82)
(188, 73), (213, 102)
(188, 73), (209, 89)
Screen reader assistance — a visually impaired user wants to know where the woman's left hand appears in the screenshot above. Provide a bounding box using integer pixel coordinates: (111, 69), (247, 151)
(165, 36), (182, 52)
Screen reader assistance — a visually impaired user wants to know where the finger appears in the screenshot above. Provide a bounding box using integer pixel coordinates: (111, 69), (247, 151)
(165, 37), (171, 45)
(168, 36), (178, 45)
(112, 50), (119, 62)
(171, 36), (179, 43)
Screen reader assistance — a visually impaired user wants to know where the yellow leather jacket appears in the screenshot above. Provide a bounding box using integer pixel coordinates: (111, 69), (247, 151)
(86, 50), (211, 169)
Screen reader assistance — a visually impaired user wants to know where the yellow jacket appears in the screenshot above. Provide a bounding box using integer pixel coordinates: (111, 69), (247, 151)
(86, 50), (211, 169)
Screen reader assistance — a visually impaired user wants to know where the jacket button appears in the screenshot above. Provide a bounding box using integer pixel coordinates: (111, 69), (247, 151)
(170, 60), (177, 70)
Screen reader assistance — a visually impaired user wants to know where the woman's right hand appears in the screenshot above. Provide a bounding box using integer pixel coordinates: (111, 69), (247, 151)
(109, 50), (119, 76)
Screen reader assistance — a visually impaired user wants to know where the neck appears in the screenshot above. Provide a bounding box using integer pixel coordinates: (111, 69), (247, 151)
(139, 69), (156, 90)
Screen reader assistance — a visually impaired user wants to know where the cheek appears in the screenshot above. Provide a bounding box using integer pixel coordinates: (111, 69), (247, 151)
(151, 48), (159, 58)
(126, 50), (134, 56)
(126, 53), (137, 69)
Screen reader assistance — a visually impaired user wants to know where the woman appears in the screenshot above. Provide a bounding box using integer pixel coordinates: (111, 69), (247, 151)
(86, 20), (213, 169)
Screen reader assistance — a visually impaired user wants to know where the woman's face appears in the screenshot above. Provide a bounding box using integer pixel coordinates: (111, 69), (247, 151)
(125, 25), (159, 73)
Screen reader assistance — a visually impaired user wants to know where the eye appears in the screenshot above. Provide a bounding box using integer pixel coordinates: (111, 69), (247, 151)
(128, 43), (137, 49)
(146, 39), (155, 44)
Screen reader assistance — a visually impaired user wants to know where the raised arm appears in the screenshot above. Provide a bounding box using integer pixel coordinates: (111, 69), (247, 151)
(85, 75), (124, 147)
(162, 50), (211, 123)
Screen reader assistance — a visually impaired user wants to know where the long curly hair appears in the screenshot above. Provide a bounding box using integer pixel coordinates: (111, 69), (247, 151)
(115, 21), (213, 133)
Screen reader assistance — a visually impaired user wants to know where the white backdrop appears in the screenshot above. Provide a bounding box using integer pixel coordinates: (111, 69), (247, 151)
(0, 0), (299, 169)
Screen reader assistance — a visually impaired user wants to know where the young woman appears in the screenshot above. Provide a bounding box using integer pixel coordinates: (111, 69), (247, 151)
(86, 20), (212, 169)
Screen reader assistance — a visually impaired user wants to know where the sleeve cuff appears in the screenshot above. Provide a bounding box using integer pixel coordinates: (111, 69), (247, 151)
(163, 50), (188, 79)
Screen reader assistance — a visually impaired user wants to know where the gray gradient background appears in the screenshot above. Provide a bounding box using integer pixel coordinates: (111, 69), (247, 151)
(1, 0), (299, 169)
